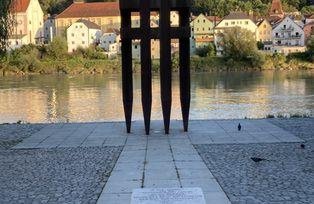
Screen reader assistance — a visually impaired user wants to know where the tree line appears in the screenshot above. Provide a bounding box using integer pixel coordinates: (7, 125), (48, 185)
(38, 0), (314, 16)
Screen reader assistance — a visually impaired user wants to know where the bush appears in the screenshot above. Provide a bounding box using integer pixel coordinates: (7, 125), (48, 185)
(195, 43), (216, 57)
(46, 37), (68, 60)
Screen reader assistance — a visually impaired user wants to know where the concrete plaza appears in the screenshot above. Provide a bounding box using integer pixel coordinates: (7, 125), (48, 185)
(12, 119), (303, 204)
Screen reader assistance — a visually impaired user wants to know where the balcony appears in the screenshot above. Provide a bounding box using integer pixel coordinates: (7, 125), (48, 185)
(280, 27), (294, 32)
(274, 35), (302, 40)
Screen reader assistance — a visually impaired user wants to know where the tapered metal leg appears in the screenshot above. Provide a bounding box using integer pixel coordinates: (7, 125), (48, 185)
(160, 0), (172, 134)
(140, 0), (152, 135)
(179, 8), (191, 132)
(121, 10), (133, 133)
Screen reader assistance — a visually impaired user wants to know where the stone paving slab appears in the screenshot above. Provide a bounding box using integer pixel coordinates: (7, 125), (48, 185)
(13, 119), (303, 149)
(97, 122), (231, 204)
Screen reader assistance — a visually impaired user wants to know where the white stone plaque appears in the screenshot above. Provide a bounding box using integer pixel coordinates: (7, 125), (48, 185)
(131, 188), (206, 204)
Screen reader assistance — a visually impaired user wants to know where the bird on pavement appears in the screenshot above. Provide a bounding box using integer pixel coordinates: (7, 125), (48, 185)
(251, 157), (267, 162)
(238, 123), (242, 131)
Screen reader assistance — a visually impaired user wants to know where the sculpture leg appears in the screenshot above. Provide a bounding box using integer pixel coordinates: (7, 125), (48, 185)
(140, 0), (152, 135)
(121, 10), (133, 133)
(179, 8), (191, 132)
(160, 0), (172, 134)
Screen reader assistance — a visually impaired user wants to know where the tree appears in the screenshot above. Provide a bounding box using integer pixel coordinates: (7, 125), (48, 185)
(46, 37), (68, 59)
(307, 35), (314, 62)
(195, 43), (216, 57)
(0, 0), (14, 56)
(222, 27), (258, 60)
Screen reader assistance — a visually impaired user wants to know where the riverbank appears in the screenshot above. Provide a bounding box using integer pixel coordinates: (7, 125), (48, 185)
(1, 56), (313, 76)
(0, 118), (313, 203)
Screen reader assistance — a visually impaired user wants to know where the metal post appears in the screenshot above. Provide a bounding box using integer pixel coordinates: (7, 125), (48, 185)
(160, 0), (172, 134)
(140, 0), (152, 135)
(179, 8), (190, 132)
(121, 10), (133, 133)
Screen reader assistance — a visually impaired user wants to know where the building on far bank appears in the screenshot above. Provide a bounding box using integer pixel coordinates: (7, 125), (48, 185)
(99, 29), (120, 58)
(256, 19), (272, 43)
(214, 11), (258, 55)
(43, 14), (57, 44)
(269, 0), (285, 21)
(8, 0), (44, 49)
(56, 2), (120, 37)
(67, 19), (102, 53)
(190, 14), (220, 50)
(304, 22), (314, 42)
(271, 16), (306, 55)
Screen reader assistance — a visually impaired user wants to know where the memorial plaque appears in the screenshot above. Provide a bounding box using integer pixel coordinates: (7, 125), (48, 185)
(131, 188), (206, 204)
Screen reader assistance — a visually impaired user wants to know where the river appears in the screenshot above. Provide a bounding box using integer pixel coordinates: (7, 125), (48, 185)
(0, 71), (313, 123)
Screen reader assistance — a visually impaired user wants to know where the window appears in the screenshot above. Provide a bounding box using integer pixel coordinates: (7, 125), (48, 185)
(109, 41), (111, 44)
(197, 20), (199, 23)
(71, 33), (74, 37)
(72, 41), (75, 44)
(283, 25), (286, 29)
(191, 28), (194, 31)
(135, 45), (138, 49)
(225, 22), (228, 26)
(29, 21), (31, 24)
(231, 21), (235, 25)
(296, 32), (299, 36)
(196, 28), (199, 31)
(82, 33), (85, 37)
(208, 27), (210, 31)
(203, 19), (205, 23)
(202, 28), (204, 31)
(82, 41), (85, 44)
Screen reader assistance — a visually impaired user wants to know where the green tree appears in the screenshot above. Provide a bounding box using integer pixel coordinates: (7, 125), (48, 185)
(222, 27), (258, 60)
(301, 5), (314, 15)
(0, 0), (13, 56)
(307, 35), (314, 62)
(46, 37), (68, 59)
(195, 43), (216, 57)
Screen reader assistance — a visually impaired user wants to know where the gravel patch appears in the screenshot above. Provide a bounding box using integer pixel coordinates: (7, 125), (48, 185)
(195, 118), (314, 204)
(0, 124), (46, 149)
(0, 146), (122, 204)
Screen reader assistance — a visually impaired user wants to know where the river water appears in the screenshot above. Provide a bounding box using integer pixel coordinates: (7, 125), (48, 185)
(0, 71), (313, 123)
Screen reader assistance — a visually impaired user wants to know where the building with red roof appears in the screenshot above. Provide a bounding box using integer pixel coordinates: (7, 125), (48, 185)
(8, 0), (44, 49)
(55, 2), (121, 36)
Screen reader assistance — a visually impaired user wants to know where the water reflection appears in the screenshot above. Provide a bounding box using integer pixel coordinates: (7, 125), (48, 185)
(0, 71), (313, 123)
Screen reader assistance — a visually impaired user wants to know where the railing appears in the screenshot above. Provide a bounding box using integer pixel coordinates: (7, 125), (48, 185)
(280, 27), (294, 31)
(274, 35), (302, 40)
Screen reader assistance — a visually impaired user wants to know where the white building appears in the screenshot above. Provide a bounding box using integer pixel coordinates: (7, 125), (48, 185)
(214, 12), (258, 55)
(99, 29), (120, 58)
(43, 14), (56, 44)
(271, 16), (305, 55)
(67, 19), (102, 53)
(8, 0), (44, 49)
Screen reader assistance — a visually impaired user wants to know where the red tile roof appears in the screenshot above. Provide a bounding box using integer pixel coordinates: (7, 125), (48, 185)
(57, 2), (120, 19)
(10, 0), (30, 13)
(269, 0), (284, 16)
(206, 16), (222, 23)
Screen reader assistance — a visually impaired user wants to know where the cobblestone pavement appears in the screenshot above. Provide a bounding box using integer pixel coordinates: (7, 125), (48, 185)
(0, 123), (46, 149)
(195, 118), (314, 204)
(0, 146), (122, 204)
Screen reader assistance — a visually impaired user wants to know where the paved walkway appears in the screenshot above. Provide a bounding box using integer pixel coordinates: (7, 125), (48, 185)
(12, 120), (303, 204)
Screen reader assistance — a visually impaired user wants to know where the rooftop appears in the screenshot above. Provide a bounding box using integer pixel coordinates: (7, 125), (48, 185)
(10, 0), (30, 13)
(57, 2), (120, 18)
(76, 19), (101, 30)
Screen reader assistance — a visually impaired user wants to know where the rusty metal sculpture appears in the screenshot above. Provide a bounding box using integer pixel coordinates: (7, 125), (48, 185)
(120, 0), (191, 135)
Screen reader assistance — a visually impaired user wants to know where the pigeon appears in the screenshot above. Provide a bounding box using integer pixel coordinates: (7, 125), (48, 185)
(238, 123), (242, 131)
(300, 144), (305, 149)
(251, 157), (267, 162)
